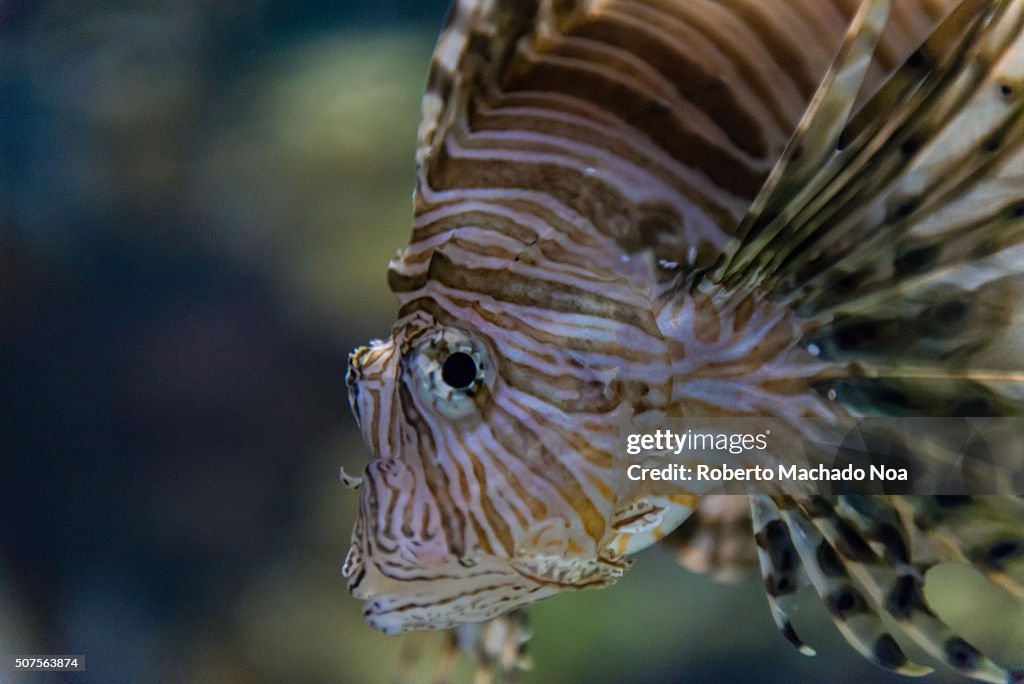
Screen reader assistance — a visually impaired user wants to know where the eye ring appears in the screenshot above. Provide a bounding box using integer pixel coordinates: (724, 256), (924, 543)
(407, 328), (493, 419)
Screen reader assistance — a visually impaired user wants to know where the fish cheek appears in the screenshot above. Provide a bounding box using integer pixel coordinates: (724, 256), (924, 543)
(359, 457), (453, 570)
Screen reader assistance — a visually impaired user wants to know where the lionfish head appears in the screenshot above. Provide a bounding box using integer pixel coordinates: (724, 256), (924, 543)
(343, 307), (636, 634)
(337, 0), (1024, 678)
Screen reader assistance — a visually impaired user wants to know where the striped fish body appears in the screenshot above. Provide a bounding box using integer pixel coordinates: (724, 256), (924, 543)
(345, 0), (1024, 680)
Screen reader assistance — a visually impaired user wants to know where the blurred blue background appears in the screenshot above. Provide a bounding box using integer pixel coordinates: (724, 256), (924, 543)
(1, 2), (1020, 682)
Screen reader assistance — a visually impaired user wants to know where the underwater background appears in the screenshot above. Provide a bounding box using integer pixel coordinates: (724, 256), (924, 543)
(2, 2), (1020, 681)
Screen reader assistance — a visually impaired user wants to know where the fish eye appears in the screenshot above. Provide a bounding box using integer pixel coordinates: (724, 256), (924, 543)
(407, 328), (492, 419)
(441, 351), (478, 390)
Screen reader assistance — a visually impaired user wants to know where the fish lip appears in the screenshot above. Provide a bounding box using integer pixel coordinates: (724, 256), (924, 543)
(362, 599), (406, 635)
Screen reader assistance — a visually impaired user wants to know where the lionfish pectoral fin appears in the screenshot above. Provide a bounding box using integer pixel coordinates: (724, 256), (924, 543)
(707, 0), (1024, 417)
(717, 0), (893, 286)
(748, 495), (817, 657)
(896, 495), (1024, 600)
(796, 496), (1024, 682)
(715, 0), (1016, 298)
(777, 498), (938, 678)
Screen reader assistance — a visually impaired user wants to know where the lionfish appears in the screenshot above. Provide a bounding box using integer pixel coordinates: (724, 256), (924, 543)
(343, 0), (1024, 680)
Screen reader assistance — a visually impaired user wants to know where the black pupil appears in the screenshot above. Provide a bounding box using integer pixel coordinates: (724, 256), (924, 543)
(441, 352), (477, 389)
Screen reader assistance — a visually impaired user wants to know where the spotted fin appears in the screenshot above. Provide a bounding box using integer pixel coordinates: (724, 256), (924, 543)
(755, 495), (1024, 682)
(806, 496), (1015, 682)
(781, 497), (937, 677)
(893, 495), (1024, 599)
(749, 494), (815, 657)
